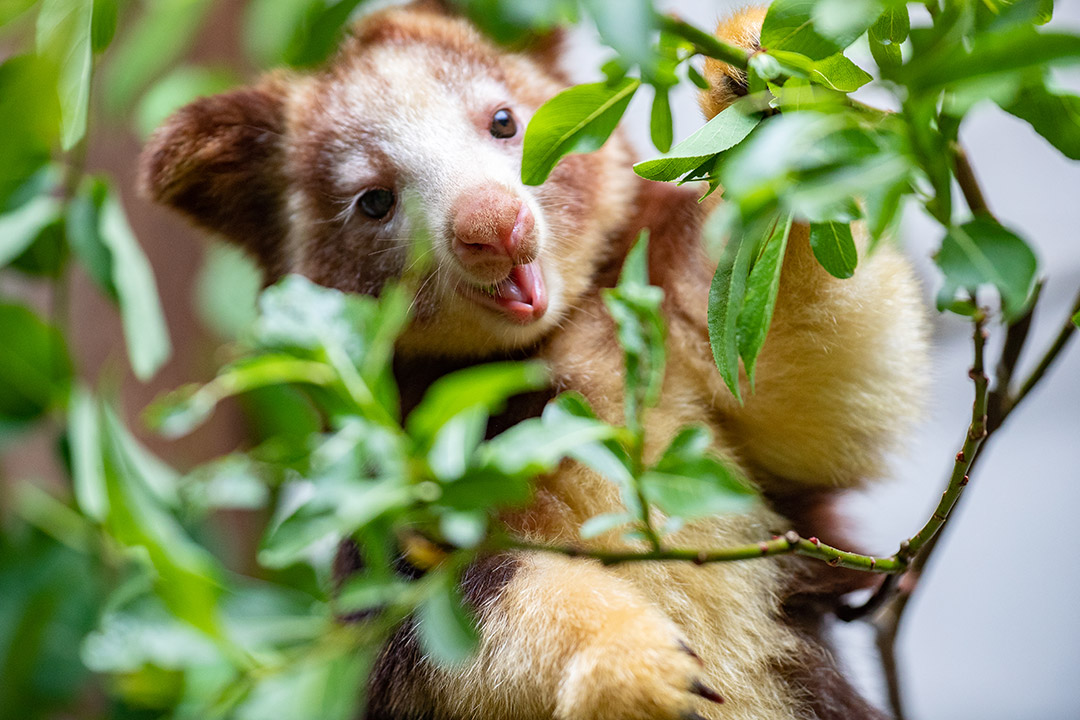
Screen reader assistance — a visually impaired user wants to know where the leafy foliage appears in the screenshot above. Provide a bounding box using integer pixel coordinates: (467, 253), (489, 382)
(0, 0), (1077, 718)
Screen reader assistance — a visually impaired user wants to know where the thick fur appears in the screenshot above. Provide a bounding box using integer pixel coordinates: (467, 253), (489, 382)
(140, 4), (928, 719)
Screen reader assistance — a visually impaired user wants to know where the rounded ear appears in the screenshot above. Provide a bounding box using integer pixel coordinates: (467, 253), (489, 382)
(139, 75), (291, 276)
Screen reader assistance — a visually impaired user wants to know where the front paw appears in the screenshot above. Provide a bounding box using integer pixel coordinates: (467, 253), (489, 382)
(554, 613), (724, 720)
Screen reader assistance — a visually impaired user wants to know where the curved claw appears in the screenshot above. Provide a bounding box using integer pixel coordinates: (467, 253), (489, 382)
(691, 680), (725, 705)
(678, 640), (704, 666)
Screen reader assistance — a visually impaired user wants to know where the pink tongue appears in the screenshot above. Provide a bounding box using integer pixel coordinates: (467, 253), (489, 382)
(495, 262), (548, 321)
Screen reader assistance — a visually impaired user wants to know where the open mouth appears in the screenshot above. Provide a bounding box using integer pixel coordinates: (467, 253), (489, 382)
(459, 261), (548, 325)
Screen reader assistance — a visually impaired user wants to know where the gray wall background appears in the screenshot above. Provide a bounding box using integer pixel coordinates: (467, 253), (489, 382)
(562, 2), (1080, 718)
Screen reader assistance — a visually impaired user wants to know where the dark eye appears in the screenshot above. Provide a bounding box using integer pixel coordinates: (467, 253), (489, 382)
(490, 108), (517, 139)
(358, 188), (395, 219)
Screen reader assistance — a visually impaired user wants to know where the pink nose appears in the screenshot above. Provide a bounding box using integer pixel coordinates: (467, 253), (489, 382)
(451, 186), (536, 269)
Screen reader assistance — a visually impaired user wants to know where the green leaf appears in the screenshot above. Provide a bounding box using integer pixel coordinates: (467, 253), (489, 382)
(869, 33), (902, 74)
(870, 4), (909, 44)
(0, 56), (61, 208)
(602, 232), (666, 423)
(65, 177), (116, 299)
(90, 0), (117, 52)
(736, 213), (792, 386)
(136, 65), (239, 139)
(708, 225), (759, 402)
(101, 0), (214, 111)
(0, 302), (72, 425)
(8, 218), (67, 277)
(935, 217), (1038, 321)
(427, 406), (486, 482)
(0, 194), (61, 268)
(809, 221), (858, 279)
(649, 85), (673, 153)
(145, 355), (336, 438)
(579, 512), (632, 539)
(68, 386), (108, 522)
(1001, 81), (1080, 160)
(633, 101), (762, 182)
(283, 0), (369, 68)
(36, 0), (93, 150)
(407, 361), (548, 444)
(641, 427), (756, 519)
(761, 0), (864, 61)
(1072, 308), (1079, 328)
(439, 511), (487, 549)
(811, 0), (884, 45)
(416, 575), (479, 666)
(0, 0), (37, 26)
(478, 405), (618, 481)
(810, 53), (873, 92)
(584, 0), (658, 72)
(522, 77), (640, 186)
(99, 189), (172, 380)
(900, 28), (1080, 92)
(195, 241), (262, 340)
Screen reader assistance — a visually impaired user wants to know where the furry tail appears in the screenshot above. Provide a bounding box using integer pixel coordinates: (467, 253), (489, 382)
(698, 6), (767, 120)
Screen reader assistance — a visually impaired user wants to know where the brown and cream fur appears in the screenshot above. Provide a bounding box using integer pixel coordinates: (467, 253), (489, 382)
(141, 3), (928, 719)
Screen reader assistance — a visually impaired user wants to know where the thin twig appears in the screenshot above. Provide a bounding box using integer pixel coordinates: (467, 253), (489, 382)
(505, 531), (907, 572)
(1011, 288), (1080, 410)
(658, 16), (752, 69)
(953, 145), (991, 218)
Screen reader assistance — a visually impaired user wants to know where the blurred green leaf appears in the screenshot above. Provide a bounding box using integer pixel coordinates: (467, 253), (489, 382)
(451, 0), (577, 45)
(579, 511), (632, 539)
(0, 0), (37, 26)
(68, 386), (109, 522)
(282, 0), (369, 68)
(0, 56), (60, 208)
(407, 361), (548, 445)
(1072, 309), (1079, 328)
(0, 527), (102, 719)
(439, 510), (487, 548)
(65, 177), (116, 299)
(811, 0), (883, 45)
(809, 221), (858, 279)
(0, 302), (71, 425)
(633, 100), (761, 182)
(101, 0), (214, 111)
(737, 213), (791, 386)
(522, 77), (640, 186)
(1001, 80), (1080, 160)
(90, 0), (116, 52)
(0, 194), (61, 268)
(146, 356), (336, 438)
(183, 455), (269, 514)
(99, 189), (172, 380)
(477, 405), (617, 481)
(254, 275), (375, 363)
(899, 27), (1080, 92)
(9, 218), (67, 277)
(584, 0), (657, 73)
(762, 0), (864, 61)
(935, 217), (1038, 321)
(427, 406), (486, 482)
(416, 574), (479, 666)
(36, 0), (93, 150)
(195, 241), (262, 340)
(603, 232), (666, 424)
(649, 85), (672, 153)
(136, 65), (239, 138)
